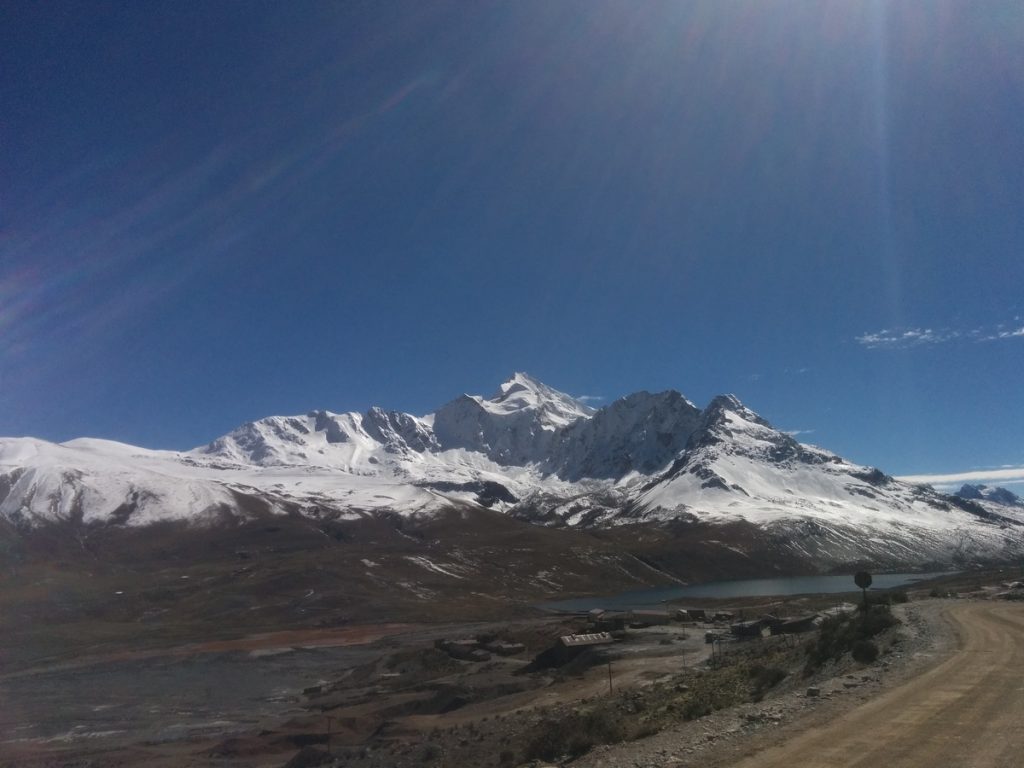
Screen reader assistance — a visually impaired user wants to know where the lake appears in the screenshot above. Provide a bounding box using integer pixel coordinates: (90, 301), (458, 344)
(542, 571), (956, 612)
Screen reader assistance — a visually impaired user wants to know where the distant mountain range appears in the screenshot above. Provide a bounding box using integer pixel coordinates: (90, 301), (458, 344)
(955, 483), (1023, 508)
(2, 373), (1022, 571)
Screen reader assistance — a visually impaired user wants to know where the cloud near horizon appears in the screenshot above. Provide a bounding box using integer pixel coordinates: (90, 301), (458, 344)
(896, 466), (1024, 489)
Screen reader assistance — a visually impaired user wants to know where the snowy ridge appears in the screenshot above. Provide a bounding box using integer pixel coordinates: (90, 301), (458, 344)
(0, 438), (238, 527)
(1, 373), (1022, 568)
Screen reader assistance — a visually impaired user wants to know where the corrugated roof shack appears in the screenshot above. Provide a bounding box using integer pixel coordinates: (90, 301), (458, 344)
(557, 632), (614, 664)
(560, 632), (615, 649)
(523, 631), (617, 671)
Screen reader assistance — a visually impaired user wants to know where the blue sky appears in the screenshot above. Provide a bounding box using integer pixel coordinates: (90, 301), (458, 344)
(2, 1), (1022, 486)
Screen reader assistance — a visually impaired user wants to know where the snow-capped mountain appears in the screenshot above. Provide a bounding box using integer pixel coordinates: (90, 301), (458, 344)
(433, 372), (595, 465)
(550, 390), (702, 481)
(2, 373), (1021, 569)
(956, 484), (1024, 508)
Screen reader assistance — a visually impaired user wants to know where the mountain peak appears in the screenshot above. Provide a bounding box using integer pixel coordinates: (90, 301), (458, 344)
(706, 393), (743, 411)
(704, 393), (770, 426)
(499, 371), (546, 393)
(488, 373), (595, 421)
(430, 374), (594, 465)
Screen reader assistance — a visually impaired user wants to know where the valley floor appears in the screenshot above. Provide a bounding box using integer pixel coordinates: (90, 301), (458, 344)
(1, 571), (1019, 767)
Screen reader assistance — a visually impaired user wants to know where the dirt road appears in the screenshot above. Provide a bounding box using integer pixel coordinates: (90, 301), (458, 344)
(735, 601), (1024, 768)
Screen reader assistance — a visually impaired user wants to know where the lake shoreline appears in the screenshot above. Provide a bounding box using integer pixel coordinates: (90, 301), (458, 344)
(540, 570), (959, 612)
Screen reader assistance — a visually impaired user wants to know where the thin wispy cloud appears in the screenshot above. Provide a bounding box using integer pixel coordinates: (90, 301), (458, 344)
(857, 322), (1024, 349)
(784, 429), (815, 437)
(991, 327), (1024, 340)
(575, 395), (605, 404)
(1, 69), (450, 379)
(897, 466), (1024, 489)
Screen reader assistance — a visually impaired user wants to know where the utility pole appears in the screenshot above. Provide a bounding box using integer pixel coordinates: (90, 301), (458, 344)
(607, 661), (613, 695)
(326, 716), (333, 755)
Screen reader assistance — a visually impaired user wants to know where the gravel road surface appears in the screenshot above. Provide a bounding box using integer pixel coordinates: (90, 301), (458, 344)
(734, 600), (1024, 768)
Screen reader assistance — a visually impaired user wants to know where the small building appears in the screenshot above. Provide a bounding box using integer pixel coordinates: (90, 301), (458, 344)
(591, 611), (629, 632)
(525, 631), (617, 671)
(549, 632), (615, 665)
(684, 608), (708, 622)
(482, 640), (526, 656)
(730, 618), (767, 638)
(435, 638), (491, 662)
(769, 614), (818, 635)
(712, 611), (734, 623)
(559, 632), (615, 649)
(628, 609), (672, 627)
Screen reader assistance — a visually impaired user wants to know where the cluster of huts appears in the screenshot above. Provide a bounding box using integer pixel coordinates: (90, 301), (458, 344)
(724, 604), (858, 640)
(586, 604), (856, 642)
(586, 607), (733, 631)
(586, 607), (736, 632)
(435, 603), (860, 670)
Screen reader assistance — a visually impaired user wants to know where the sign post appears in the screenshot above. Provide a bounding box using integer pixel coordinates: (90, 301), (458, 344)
(854, 571), (873, 613)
